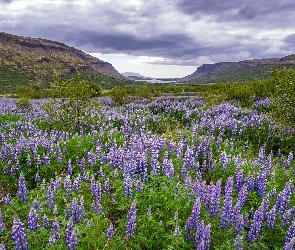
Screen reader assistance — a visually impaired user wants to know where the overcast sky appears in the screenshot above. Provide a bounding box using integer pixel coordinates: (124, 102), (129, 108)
(1, 0), (295, 78)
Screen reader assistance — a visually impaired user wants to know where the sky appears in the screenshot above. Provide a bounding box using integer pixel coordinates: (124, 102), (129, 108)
(0, 0), (295, 78)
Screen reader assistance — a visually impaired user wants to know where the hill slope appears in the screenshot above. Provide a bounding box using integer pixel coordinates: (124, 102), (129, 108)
(182, 54), (295, 83)
(0, 32), (127, 92)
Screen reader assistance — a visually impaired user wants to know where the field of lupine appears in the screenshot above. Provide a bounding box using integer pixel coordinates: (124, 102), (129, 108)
(0, 95), (295, 249)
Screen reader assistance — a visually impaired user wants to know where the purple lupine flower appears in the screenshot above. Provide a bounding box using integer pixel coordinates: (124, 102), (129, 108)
(150, 149), (161, 175)
(42, 214), (50, 229)
(237, 184), (248, 209)
(220, 177), (233, 229)
(67, 159), (72, 176)
(104, 179), (110, 194)
(233, 234), (244, 250)
(26, 154), (32, 167)
(255, 170), (267, 197)
(64, 175), (72, 196)
(266, 204), (275, 230)
(275, 181), (293, 215)
(173, 223), (181, 237)
(284, 238), (295, 250)
(28, 207), (40, 231)
(70, 197), (85, 224)
(97, 167), (105, 178)
(234, 213), (248, 236)
(48, 218), (60, 246)
(247, 204), (264, 242)
(244, 175), (255, 192)
(65, 217), (78, 249)
(106, 223), (115, 238)
(162, 158), (174, 178)
(195, 221), (211, 250)
(123, 173), (133, 198)
(11, 215), (28, 250)
(235, 168), (244, 193)
(220, 151), (230, 172)
(0, 211), (4, 232)
(285, 220), (295, 248)
(282, 206), (295, 227)
(2, 194), (12, 205)
(90, 175), (102, 201)
(185, 216), (194, 241)
(90, 199), (103, 213)
(17, 172), (28, 203)
(257, 144), (266, 166)
(191, 198), (201, 229)
(46, 183), (56, 210)
(73, 175), (81, 192)
(209, 179), (221, 217)
(31, 199), (42, 212)
(34, 171), (40, 182)
(0, 243), (5, 250)
(67, 226), (78, 250)
(135, 179), (143, 192)
(126, 199), (137, 238)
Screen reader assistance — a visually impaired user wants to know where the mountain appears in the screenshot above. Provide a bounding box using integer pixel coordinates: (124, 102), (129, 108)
(0, 32), (127, 93)
(182, 54), (295, 83)
(121, 72), (152, 80)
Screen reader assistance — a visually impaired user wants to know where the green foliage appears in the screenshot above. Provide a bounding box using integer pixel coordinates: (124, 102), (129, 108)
(14, 97), (32, 110)
(269, 67), (295, 128)
(224, 82), (254, 107)
(42, 75), (101, 133)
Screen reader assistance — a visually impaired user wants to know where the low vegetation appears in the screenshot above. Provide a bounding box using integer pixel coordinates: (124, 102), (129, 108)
(0, 67), (295, 249)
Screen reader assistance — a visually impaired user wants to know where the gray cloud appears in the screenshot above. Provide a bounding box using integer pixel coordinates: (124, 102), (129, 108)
(0, 0), (295, 68)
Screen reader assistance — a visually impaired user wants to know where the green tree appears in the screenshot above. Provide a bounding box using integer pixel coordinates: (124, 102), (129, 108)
(43, 74), (101, 133)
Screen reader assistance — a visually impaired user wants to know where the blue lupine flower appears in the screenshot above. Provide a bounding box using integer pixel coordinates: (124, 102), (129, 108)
(255, 170), (267, 197)
(233, 234), (244, 250)
(73, 175), (81, 192)
(266, 205), (276, 230)
(0, 211), (4, 233)
(65, 217), (78, 249)
(106, 223), (115, 239)
(28, 207), (40, 231)
(104, 179), (110, 194)
(173, 223), (181, 237)
(220, 177), (233, 229)
(282, 206), (295, 227)
(48, 218), (60, 246)
(235, 168), (244, 193)
(17, 172), (28, 203)
(285, 220), (295, 248)
(64, 175), (72, 196)
(126, 199), (137, 238)
(67, 159), (72, 176)
(237, 184), (248, 208)
(209, 179), (222, 217)
(42, 214), (50, 229)
(247, 204), (264, 242)
(11, 215), (28, 250)
(123, 173), (133, 198)
(90, 199), (103, 213)
(275, 181), (293, 215)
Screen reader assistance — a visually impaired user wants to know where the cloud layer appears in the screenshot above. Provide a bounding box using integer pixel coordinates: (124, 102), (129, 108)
(0, 0), (294, 75)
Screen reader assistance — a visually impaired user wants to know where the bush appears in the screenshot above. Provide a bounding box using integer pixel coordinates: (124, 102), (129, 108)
(14, 97), (32, 110)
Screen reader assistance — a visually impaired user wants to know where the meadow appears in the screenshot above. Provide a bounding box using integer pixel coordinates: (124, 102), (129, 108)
(0, 67), (295, 249)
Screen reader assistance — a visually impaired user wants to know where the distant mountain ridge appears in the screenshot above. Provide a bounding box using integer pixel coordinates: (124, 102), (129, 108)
(0, 32), (123, 88)
(182, 54), (295, 83)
